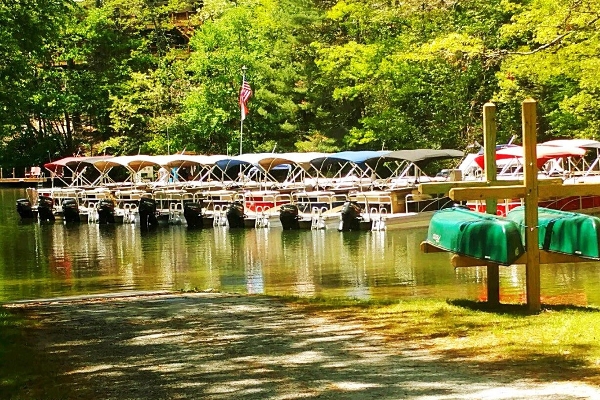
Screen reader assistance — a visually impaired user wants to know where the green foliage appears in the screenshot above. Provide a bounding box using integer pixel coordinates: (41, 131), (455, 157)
(495, 0), (600, 141)
(0, 0), (600, 165)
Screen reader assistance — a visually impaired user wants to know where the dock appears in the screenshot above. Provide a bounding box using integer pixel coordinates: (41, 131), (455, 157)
(0, 177), (48, 187)
(0, 167), (49, 187)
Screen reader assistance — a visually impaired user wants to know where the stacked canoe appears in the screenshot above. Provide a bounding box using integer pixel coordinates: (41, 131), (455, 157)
(425, 206), (600, 265)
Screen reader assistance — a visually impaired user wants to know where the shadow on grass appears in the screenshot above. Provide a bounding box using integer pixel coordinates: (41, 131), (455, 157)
(448, 298), (600, 315)
(4, 294), (600, 400)
(0, 308), (77, 400)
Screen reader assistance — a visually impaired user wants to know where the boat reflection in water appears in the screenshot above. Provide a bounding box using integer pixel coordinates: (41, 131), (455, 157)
(1, 186), (600, 306)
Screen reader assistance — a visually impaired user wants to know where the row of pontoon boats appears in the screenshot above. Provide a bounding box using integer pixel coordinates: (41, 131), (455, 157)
(15, 139), (600, 231)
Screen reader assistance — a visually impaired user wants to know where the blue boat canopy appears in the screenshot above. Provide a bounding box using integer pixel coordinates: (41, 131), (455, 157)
(310, 150), (390, 168)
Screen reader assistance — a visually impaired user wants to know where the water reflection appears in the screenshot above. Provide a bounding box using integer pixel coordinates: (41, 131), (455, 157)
(1, 189), (600, 306)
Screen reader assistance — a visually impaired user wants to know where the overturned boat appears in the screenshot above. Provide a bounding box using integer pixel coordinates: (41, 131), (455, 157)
(425, 206), (525, 265)
(507, 206), (600, 260)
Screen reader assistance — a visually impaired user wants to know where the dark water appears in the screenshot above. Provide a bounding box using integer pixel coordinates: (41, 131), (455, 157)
(1, 188), (600, 306)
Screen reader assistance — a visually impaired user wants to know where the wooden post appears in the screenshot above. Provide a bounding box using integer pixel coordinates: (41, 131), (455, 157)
(522, 98), (541, 312)
(483, 102), (500, 305)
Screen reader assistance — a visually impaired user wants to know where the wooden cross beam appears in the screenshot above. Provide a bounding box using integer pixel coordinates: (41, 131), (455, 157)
(421, 99), (600, 312)
(420, 100), (547, 311)
(448, 181), (600, 201)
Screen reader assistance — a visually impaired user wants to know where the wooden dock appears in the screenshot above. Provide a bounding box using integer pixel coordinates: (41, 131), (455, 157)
(0, 177), (47, 187)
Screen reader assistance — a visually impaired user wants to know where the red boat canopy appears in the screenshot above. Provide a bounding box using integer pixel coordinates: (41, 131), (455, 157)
(473, 145), (586, 169)
(44, 156), (113, 172)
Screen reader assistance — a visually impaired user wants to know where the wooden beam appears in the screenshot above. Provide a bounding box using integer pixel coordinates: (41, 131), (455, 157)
(450, 254), (515, 268)
(420, 241), (448, 253)
(538, 182), (600, 198)
(449, 185), (526, 201)
(418, 180), (519, 195)
(483, 102), (500, 305)
(447, 179), (597, 202)
(418, 178), (563, 196)
(451, 251), (598, 268)
(522, 98), (541, 312)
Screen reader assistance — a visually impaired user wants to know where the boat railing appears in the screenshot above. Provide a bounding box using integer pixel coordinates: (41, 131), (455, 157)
(405, 193), (437, 213)
(291, 192), (345, 214)
(243, 192), (291, 213)
(46, 189), (85, 212)
(153, 190), (190, 216)
(201, 190), (238, 212)
(351, 192), (394, 215)
(467, 198), (524, 216)
(79, 188), (112, 210)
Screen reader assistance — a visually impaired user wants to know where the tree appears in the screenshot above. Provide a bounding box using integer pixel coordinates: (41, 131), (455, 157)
(183, 0), (323, 154)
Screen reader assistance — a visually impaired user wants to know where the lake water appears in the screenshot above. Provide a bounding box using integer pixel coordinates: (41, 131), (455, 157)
(1, 188), (600, 306)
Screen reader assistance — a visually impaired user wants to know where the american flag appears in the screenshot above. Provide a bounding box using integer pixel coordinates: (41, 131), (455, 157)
(239, 80), (253, 121)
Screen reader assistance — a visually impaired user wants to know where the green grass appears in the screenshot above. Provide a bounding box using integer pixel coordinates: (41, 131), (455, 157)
(283, 296), (600, 383)
(3, 295), (600, 396)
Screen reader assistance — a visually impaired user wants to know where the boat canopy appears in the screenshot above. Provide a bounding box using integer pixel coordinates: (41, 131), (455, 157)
(44, 155), (114, 186)
(365, 149), (465, 187)
(473, 145), (586, 169)
(542, 139), (600, 149)
(44, 155), (113, 172)
(216, 153), (298, 172)
(372, 149), (464, 164)
(92, 155), (162, 173)
(310, 150), (389, 168)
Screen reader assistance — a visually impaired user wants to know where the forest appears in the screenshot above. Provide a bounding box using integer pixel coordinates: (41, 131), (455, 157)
(1, 0), (599, 169)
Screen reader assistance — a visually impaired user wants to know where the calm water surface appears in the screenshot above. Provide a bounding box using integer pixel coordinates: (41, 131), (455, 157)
(1, 188), (600, 306)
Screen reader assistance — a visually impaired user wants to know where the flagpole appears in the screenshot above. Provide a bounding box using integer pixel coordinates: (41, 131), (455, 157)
(240, 65), (247, 155)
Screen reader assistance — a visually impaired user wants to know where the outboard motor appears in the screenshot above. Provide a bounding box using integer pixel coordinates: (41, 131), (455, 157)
(279, 204), (300, 230)
(339, 200), (362, 231)
(97, 199), (116, 224)
(62, 198), (81, 223)
(226, 200), (245, 228)
(37, 195), (55, 222)
(16, 198), (35, 219)
(138, 197), (159, 229)
(184, 201), (204, 228)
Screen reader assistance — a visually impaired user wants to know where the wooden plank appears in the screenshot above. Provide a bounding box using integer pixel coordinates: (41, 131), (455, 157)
(522, 98), (541, 312)
(539, 252), (598, 264)
(417, 180), (521, 195)
(450, 254), (519, 268)
(420, 241), (449, 253)
(447, 179), (593, 202)
(418, 177), (564, 196)
(449, 185), (526, 201)
(483, 102), (500, 305)
(539, 182), (600, 198)
(451, 251), (599, 267)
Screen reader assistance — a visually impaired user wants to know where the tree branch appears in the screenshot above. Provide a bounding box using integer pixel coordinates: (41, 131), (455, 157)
(486, 14), (600, 60)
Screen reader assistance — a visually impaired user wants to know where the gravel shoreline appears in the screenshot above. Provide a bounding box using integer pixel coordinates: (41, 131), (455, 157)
(4, 292), (600, 399)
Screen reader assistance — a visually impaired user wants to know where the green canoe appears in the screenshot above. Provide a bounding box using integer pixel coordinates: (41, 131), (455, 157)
(506, 206), (600, 260)
(426, 207), (525, 265)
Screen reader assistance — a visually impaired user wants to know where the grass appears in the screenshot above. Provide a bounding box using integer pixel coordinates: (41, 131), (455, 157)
(0, 309), (75, 400)
(283, 296), (600, 384)
(3, 294), (600, 397)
